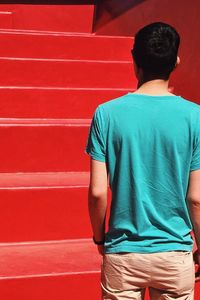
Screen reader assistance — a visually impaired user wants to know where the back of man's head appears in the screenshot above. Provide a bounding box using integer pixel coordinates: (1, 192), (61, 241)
(132, 22), (180, 80)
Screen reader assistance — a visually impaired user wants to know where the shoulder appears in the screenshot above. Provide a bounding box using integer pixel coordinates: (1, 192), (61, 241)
(97, 93), (130, 115)
(174, 96), (200, 122)
(179, 96), (200, 111)
(178, 98), (200, 133)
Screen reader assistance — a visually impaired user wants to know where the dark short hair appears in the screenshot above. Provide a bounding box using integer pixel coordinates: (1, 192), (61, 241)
(132, 22), (180, 80)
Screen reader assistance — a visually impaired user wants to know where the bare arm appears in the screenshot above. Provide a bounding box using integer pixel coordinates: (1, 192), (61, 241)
(188, 201), (200, 252)
(88, 158), (108, 244)
(186, 169), (200, 252)
(186, 169), (200, 282)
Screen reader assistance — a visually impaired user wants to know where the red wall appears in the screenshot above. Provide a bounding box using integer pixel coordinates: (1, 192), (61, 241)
(94, 0), (200, 104)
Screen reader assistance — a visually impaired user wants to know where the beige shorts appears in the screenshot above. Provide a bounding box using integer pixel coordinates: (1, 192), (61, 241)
(101, 251), (195, 300)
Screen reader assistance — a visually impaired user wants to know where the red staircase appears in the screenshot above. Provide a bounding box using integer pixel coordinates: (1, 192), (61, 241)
(0, 2), (137, 299)
(0, 3), (199, 299)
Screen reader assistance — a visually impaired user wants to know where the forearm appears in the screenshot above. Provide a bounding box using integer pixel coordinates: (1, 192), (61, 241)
(188, 201), (200, 252)
(88, 188), (107, 241)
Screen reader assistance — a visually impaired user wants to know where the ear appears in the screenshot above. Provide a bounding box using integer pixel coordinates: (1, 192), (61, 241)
(132, 56), (140, 79)
(173, 56), (180, 71)
(176, 56), (180, 66)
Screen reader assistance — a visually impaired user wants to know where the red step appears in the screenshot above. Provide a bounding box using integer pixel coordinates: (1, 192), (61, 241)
(0, 273), (101, 300)
(0, 118), (91, 172)
(0, 30), (134, 61)
(0, 172), (111, 242)
(0, 239), (101, 277)
(0, 11), (12, 29)
(0, 58), (136, 88)
(0, 4), (94, 33)
(0, 88), (133, 118)
(0, 239), (102, 300)
(0, 172), (93, 242)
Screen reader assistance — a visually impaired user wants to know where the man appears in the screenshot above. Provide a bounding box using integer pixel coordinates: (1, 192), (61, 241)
(85, 22), (200, 300)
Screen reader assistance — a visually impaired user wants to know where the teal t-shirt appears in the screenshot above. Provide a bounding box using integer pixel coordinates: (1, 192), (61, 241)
(85, 93), (200, 253)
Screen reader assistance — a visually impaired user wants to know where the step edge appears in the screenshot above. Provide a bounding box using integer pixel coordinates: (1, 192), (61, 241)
(0, 28), (134, 40)
(0, 86), (135, 91)
(0, 185), (88, 190)
(0, 11), (12, 15)
(0, 237), (92, 247)
(0, 118), (91, 125)
(0, 56), (132, 64)
(0, 171), (90, 188)
(0, 270), (101, 281)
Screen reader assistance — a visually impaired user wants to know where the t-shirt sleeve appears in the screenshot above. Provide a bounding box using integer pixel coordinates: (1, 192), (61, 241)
(85, 105), (107, 162)
(190, 109), (200, 171)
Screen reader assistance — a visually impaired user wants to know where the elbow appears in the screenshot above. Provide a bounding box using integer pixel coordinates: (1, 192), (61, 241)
(89, 186), (107, 198)
(187, 197), (200, 208)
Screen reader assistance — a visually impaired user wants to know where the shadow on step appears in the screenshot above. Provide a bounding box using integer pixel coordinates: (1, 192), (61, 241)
(93, 0), (146, 31)
(0, 0), (94, 4)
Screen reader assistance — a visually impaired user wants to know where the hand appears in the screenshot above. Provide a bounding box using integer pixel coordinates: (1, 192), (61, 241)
(193, 250), (200, 282)
(97, 245), (104, 256)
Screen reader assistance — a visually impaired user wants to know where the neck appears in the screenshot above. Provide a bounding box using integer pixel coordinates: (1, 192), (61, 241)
(136, 79), (173, 96)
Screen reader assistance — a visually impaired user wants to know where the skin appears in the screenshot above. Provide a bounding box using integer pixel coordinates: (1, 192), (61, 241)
(194, 250), (200, 282)
(88, 159), (108, 256)
(88, 55), (200, 281)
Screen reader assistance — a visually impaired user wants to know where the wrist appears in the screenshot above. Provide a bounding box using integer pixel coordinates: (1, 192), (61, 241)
(93, 236), (105, 245)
